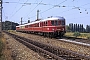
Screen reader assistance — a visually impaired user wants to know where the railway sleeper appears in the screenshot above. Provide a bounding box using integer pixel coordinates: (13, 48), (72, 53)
(5, 32), (64, 60)
(4, 31), (90, 60)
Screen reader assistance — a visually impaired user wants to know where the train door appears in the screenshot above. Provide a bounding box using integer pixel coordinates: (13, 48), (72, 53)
(39, 22), (40, 27)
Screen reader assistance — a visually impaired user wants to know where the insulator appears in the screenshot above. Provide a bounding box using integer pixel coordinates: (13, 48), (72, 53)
(80, 12), (82, 13)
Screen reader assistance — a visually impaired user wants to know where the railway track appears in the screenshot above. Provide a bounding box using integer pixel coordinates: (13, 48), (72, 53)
(63, 36), (90, 44)
(21, 31), (90, 44)
(4, 31), (90, 60)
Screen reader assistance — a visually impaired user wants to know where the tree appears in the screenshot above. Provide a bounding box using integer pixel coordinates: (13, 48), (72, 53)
(66, 25), (70, 32)
(73, 32), (81, 37)
(86, 25), (90, 33)
(2, 21), (19, 30)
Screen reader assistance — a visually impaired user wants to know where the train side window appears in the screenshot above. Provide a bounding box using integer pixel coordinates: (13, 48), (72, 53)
(44, 22), (45, 26)
(51, 21), (54, 26)
(42, 22), (44, 26)
(39, 23), (40, 27)
(58, 20), (61, 25)
(29, 25), (31, 27)
(46, 21), (47, 26)
(61, 21), (65, 25)
(42, 22), (43, 26)
(55, 20), (58, 26)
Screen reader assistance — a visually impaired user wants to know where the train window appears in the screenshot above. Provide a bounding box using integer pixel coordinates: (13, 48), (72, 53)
(35, 24), (36, 27)
(35, 23), (39, 27)
(42, 22), (43, 26)
(25, 25), (28, 28)
(46, 21), (47, 26)
(61, 21), (65, 25)
(55, 20), (58, 26)
(51, 21), (54, 26)
(38, 23), (40, 27)
(44, 22), (45, 26)
(29, 25), (31, 27)
(58, 20), (61, 25)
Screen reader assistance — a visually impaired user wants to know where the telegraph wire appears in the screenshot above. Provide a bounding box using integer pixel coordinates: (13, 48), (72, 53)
(23, 0), (43, 20)
(29, 0), (67, 19)
(3, 1), (62, 6)
(27, 0), (43, 15)
(53, 2), (90, 17)
(40, 0), (67, 14)
(3, 0), (90, 22)
(2, 9), (6, 19)
(10, 6), (23, 19)
(29, 1), (89, 20)
(9, 0), (29, 19)
(10, 0), (21, 18)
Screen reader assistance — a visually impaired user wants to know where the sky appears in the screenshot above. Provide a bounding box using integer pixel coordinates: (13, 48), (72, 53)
(2, 0), (90, 28)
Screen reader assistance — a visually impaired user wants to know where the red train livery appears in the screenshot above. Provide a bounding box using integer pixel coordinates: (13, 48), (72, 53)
(16, 16), (66, 38)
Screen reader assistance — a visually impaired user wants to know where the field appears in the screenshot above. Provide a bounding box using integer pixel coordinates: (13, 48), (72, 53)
(0, 34), (5, 60)
(0, 33), (13, 60)
(65, 32), (90, 39)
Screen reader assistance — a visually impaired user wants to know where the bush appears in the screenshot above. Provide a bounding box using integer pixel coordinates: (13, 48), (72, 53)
(0, 36), (4, 59)
(0, 40), (3, 53)
(87, 36), (90, 39)
(73, 32), (81, 37)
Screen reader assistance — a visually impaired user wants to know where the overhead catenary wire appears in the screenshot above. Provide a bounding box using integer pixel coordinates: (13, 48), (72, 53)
(47, 1), (90, 17)
(24, 0), (43, 20)
(40, 0), (67, 14)
(2, 9), (6, 19)
(28, 3), (89, 23)
(10, 0), (21, 16)
(61, 3), (90, 16)
(9, 0), (29, 19)
(28, 0), (67, 19)
(3, 0), (90, 24)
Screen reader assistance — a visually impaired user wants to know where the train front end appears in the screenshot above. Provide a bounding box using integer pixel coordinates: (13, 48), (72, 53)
(50, 16), (66, 37)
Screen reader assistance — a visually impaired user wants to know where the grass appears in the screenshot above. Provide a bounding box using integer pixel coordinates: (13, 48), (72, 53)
(8, 30), (16, 33)
(65, 32), (90, 39)
(65, 32), (74, 37)
(0, 35), (5, 60)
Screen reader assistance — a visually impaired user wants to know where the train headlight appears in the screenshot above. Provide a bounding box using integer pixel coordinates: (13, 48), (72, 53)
(52, 28), (54, 31)
(47, 28), (49, 30)
(63, 28), (64, 31)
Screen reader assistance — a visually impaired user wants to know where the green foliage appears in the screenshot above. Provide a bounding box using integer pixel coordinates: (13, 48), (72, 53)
(0, 40), (3, 53)
(87, 36), (90, 39)
(0, 56), (5, 60)
(73, 32), (81, 37)
(0, 40), (3, 59)
(66, 25), (71, 32)
(2, 21), (19, 30)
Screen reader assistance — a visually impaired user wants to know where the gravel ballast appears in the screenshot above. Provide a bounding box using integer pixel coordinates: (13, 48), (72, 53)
(3, 32), (45, 60)
(11, 31), (90, 56)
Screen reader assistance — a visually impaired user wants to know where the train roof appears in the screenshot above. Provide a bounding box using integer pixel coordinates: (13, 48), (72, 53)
(16, 24), (25, 27)
(42, 16), (65, 22)
(16, 26), (20, 27)
(16, 16), (65, 27)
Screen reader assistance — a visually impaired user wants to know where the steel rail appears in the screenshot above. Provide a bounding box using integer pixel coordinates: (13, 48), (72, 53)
(4, 31), (90, 60)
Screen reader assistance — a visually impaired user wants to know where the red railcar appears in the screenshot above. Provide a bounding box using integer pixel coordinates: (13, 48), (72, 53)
(16, 16), (66, 38)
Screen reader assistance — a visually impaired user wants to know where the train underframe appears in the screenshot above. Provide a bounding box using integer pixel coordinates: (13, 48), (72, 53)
(16, 30), (66, 38)
(42, 31), (65, 38)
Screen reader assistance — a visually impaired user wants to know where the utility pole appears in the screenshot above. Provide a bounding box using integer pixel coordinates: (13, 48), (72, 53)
(0, 0), (2, 34)
(37, 10), (39, 21)
(28, 18), (30, 23)
(21, 17), (22, 25)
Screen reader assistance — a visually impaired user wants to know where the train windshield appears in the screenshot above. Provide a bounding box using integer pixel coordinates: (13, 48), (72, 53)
(51, 20), (65, 26)
(61, 21), (65, 25)
(51, 20), (58, 26)
(51, 21), (54, 26)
